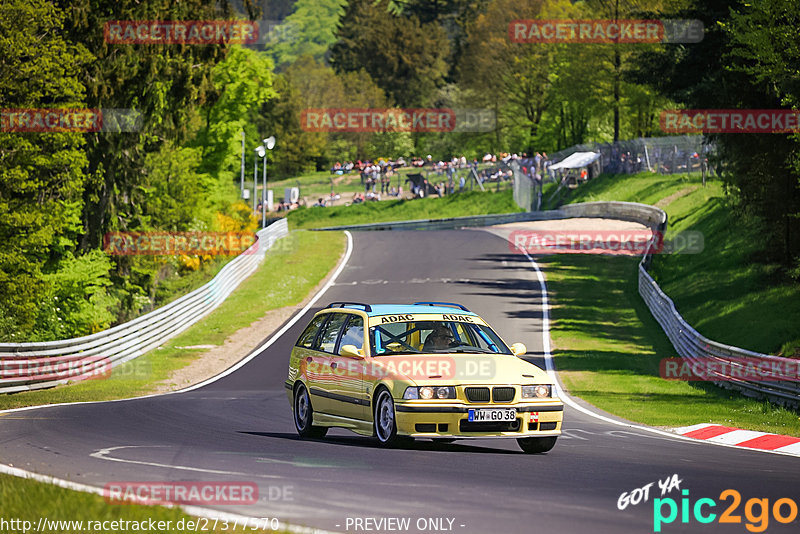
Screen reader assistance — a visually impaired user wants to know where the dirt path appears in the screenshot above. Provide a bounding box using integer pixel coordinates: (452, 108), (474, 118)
(655, 186), (699, 208)
(150, 245), (348, 394)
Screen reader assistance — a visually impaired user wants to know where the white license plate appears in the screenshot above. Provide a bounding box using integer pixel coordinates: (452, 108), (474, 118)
(467, 408), (516, 422)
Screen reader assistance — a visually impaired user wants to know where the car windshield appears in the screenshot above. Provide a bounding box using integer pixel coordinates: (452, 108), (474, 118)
(369, 320), (512, 355)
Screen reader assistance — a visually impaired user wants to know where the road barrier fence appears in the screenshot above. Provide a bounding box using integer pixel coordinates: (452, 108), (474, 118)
(0, 220), (288, 394)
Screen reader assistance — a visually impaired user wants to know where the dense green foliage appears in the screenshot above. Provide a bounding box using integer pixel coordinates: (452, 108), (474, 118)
(630, 0), (800, 269)
(2, 0), (798, 341)
(0, 0), (275, 341)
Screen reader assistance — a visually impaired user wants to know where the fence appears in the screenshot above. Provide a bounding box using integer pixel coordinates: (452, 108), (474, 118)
(0, 220), (289, 394)
(547, 135), (714, 176)
(510, 160), (539, 211)
(532, 200), (799, 408)
(639, 264), (800, 409)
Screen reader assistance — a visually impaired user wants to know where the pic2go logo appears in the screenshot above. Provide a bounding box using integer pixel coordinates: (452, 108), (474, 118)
(653, 489), (799, 532)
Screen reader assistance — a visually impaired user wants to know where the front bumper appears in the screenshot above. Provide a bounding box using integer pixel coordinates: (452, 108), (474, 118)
(394, 401), (563, 438)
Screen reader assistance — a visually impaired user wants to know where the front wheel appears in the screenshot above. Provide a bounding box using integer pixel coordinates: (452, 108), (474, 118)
(293, 384), (328, 439)
(374, 389), (404, 447)
(517, 436), (557, 454)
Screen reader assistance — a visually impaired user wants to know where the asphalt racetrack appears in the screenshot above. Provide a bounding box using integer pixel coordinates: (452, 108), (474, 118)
(1, 229), (797, 533)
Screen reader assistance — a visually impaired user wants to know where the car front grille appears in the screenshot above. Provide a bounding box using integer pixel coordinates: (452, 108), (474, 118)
(465, 387), (490, 402)
(492, 387), (515, 402)
(459, 419), (521, 432)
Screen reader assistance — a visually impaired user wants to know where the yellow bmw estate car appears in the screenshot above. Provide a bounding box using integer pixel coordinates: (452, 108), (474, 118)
(285, 302), (563, 453)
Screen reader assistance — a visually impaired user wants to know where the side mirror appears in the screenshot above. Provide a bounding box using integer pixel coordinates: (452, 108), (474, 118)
(510, 343), (527, 356)
(340, 344), (364, 358)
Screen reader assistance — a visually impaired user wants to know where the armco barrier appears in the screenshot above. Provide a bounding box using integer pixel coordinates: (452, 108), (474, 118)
(316, 202), (798, 408)
(0, 220), (288, 394)
(311, 201), (667, 233)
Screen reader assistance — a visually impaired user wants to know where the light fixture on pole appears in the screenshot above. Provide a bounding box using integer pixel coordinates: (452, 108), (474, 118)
(261, 136), (276, 229)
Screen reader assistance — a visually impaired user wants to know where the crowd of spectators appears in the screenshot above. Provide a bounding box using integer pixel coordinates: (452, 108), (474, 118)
(314, 152), (527, 207)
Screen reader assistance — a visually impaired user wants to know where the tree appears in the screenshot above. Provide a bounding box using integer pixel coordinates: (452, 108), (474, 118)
(459, 0), (576, 153)
(282, 56), (389, 164)
(54, 0), (229, 250)
(0, 0), (95, 339)
(330, 0), (450, 107)
(195, 46), (277, 181)
(631, 0), (800, 268)
(266, 0), (346, 68)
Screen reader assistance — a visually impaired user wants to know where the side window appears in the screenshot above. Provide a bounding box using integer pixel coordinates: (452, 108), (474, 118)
(337, 315), (364, 354)
(454, 323), (471, 345)
(296, 315), (328, 348)
(315, 313), (348, 353)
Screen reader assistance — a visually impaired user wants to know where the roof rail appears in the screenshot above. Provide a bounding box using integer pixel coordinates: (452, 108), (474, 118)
(413, 301), (471, 312)
(326, 302), (373, 312)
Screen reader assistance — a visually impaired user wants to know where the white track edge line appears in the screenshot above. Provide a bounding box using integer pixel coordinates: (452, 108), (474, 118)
(0, 462), (340, 534)
(494, 229), (800, 459)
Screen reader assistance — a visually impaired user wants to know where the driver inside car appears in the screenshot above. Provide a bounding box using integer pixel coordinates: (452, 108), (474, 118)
(423, 324), (456, 351)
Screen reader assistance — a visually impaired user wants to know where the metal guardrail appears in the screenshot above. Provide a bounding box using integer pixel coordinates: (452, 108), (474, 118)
(312, 200), (666, 234)
(0, 220), (289, 394)
(315, 202), (799, 408)
(312, 211), (545, 232)
(639, 264), (800, 409)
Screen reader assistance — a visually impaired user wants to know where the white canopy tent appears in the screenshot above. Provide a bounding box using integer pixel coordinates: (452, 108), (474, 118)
(548, 151), (601, 170)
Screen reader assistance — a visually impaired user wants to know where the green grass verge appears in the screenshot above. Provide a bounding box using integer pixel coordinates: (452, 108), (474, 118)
(0, 231), (346, 411)
(542, 171), (800, 434)
(557, 171), (800, 354)
(287, 189), (520, 230)
(0, 473), (282, 533)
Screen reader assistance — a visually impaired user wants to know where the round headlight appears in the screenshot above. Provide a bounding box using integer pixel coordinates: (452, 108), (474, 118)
(419, 386), (434, 400)
(436, 387), (449, 399)
(534, 385), (550, 398)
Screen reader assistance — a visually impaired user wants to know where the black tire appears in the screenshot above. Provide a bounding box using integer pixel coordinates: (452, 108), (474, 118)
(293, 384), (328, 439)
(517, 436), (557, 454)
(373, 388), (404, 447)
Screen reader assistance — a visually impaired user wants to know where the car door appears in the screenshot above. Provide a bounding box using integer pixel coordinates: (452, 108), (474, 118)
(328, 314), (368, 421)
(309, 312), (349, 415)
